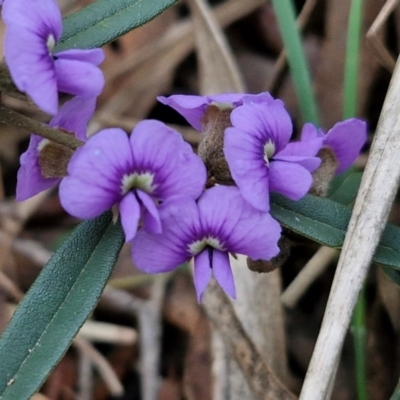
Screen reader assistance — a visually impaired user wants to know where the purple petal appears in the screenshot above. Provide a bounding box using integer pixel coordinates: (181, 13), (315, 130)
(197, 186), (281, 261)
(2, 0), (62, 38)
(324, 119), (367, 174)
(229, 101), (293, 152)
(276, 136), (323, 158)
(212, 250), (236, 299)
(130, 120), (206, 200)
(228, 206), (281, 261)
(5, 27), (58, 115)
(193, 250), (212, 302)
(3, 0), (62, 115)
(157, 95), (209, 131)
(119, 192), (140, 241)
(239, 92), (275, 105)
(269, 160), (313, 200)
(49, 96), (96, 141)
(55, 48), (105, 66)
(59, 175), (117, 219)
(300, 123), (323, 141)
(54, 55), (105, 99)
(67, 128), (133, 190)
(224, 127), (270, 211)
(197, 186), (243, 237)
(59, 128), (134, 218)
(274, 154), (321, 172)
(16, 135), (59, 201)
(137, 190), (162, 234)
(131, 196), (200, 273)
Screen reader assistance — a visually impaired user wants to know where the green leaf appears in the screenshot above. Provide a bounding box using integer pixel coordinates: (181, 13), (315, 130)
(55, 0), (179, 52)
(270, 193), (400, 270)
(0, 212), (124, 399)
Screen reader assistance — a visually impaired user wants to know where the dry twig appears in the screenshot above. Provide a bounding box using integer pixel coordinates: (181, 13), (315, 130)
(300, 54), (400, 399)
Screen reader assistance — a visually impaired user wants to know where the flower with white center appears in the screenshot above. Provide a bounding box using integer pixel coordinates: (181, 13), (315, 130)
(2, 0), (104, 115)
(59, 120), (207, 241)
(224, 100), (322, 212)
(131, 186), (281, 301)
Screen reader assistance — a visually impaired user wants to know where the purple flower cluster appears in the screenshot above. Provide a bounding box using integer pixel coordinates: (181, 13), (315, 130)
(4, 2), (367, 301)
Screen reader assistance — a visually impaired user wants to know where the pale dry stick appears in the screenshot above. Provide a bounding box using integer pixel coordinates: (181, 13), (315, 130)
(281, 246), (338, 309)
(101, 283), (168, 400)
(76, 348), (92, 400)
(203, 279), (297, 400)
(77, 320), (137, 345)
(268, 0), (318, 92)
(138, 275), (169, 400)
(366, 0), (399, 73)
(187, 0), (245, 93)
(73, 336), (124, 397)
(299, 56), (400, 399)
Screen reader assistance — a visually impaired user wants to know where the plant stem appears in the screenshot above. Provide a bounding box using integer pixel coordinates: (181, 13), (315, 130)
(0, 105), (83, 150)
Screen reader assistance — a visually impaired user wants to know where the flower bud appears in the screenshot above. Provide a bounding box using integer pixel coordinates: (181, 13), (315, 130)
(310, 147), (338, 197)
(198, 104), (235, 186)
(38, 130), (74, 178)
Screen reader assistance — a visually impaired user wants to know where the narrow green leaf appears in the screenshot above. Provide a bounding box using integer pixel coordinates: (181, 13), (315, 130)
(270, 193), (400, 270)
(55, 0), (179, 52)
(0, 212), (124, 399)
(271, 0), (319, 124)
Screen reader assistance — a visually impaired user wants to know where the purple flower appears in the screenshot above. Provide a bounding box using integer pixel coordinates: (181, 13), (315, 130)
(157, 92), (274, 131)
(59, 120), (206, 241)
(2, 0), (105, 115)
(16, 96), (96, 201)
(131, 186), (281, 301)
(224, 100), (322, 212)
(301, 119), (367, 174)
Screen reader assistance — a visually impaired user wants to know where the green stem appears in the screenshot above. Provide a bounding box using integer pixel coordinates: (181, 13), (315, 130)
(271, 0), (319, 125)
(0, 105), (83, 150)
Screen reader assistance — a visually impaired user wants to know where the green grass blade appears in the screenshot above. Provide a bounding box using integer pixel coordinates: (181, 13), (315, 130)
(343, 0), (364, 119)
(271, 0), (319, 124)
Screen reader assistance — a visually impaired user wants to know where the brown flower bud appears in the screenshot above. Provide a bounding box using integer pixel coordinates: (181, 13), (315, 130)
(198, 104), (235, 186)
(309, 147), (338, 197)
(247, 236), (292, 273)
(38, 129), (75, 178)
